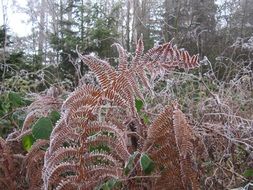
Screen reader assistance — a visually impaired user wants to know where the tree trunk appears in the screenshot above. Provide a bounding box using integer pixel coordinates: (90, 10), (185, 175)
(38, 0), (46, 59)
(126, 0), (131, 51)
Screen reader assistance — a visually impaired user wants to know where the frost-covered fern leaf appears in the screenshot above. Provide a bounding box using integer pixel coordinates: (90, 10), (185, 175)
(43, 122), (129, 189)
(17, 95), (61, 140)
(0, 138), (16, 189)
(78, 37), (199, 115)
(43, 39), (201, 190)
(143, 104), (200, 190)
(173, 104), (200, 190)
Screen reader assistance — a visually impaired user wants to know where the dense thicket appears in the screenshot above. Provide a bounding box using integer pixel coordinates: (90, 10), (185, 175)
(1, 0), (253, 87)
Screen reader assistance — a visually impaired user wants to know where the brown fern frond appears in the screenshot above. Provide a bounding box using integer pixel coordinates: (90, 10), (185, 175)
(143, 104), (200, 189)
(142, 43), (164, 64)
(145, 105), (174, 144)
(48, 119), (79, 155)
(43, 38), (202, 189)
(173, 105), (195, 158)
(84, 152), (121, 167)
(22, 139), (49, 169)
(160, 42), (173, 62)
(78, 54), (118, 89)
(134, 67), (152, 92)
(85, 166), (123, 183)
(86, 135), (130, 161)
(7, 128), (32, 141)
(142, 105), (183, 189)
(49, 131), (79, 155)
(172, 104), (199, 189)
(0, 137), (17, 190)
(21, 111), (37, 132)
(150, 142), (177, 166)
(28, 95), (62, 114)
(132, 35), (144, 66)
(45, 146), (78, 172)
(154, 169), (184, 190)
(62, 84), (101, 111)
(45, 162), (78, 188)
(80, 122), (124, 138)
(55, 176), (79, 190)
(103, 73), (136, 114)
(125, 71), (145, 100)
(113, 43), (129, 72)
(26, 150), (45, 190)
(142, 40), (199, 76)
(64, 95), (100, 124)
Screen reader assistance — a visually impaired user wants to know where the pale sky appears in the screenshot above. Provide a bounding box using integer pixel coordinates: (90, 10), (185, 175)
(1, 0), (225, 37)
(0, 0), (32, 37)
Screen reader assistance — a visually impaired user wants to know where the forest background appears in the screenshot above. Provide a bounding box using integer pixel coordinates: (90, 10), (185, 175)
(1, 0), (253, 90)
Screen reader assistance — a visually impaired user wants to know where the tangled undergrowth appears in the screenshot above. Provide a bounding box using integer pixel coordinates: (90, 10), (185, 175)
(0, 37), (252, 190)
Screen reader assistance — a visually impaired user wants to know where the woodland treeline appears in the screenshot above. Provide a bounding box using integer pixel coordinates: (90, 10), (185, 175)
(1, 0), (253, 90)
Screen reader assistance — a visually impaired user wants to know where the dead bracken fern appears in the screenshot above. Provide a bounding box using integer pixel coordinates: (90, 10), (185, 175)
(0, 87), (63, 190)
(42, 37), (202, 190)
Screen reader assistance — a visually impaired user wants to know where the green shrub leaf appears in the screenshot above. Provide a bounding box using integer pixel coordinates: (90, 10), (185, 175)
(124, 152), (138, 175)
(135, 99), (143, 113)
(22, 134), (35, 151)
(96, 178), (119, 190)
(8, 92), (25, 107)
(32, 117), (53, 140)
(243, 168), (253, 177)
(49, 111), (61, 125)
(140, 153), (155, 175)
(142, 114), (150, 125)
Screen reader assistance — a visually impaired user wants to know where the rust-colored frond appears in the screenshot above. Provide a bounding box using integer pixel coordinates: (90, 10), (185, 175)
(134, 67), (152, 92)
(26, 150), (45, 189)
(142, 43), (165, 63)
(80, 123), (124, 139)
(141, 40), (199, 76)
(160, 42), (173, 62)
(19, 90), (63, 138)
(103, 73), (136, 114)
(55, 176), (79, 190)
(49, 131), (79, 155)
(150, 142), (177, 166)
(84, 152), (121, 168)
(79, 54), (117, 89)
(45, 147), (78, 172)
(173, 105), (199, 189)
(145, 105), (174, 143)
(0, 138), (16, 189)
(42, 39), (203, 189)
(113, 43), (128, 72)
(173, 105), (195, 158)
(21, 111), (37, 132)
(22, 139), (49, 168)
(125, 72), (144, 100)
(86, 135), (130, 161)
(64, 95), (100, 124)
(48, 119), (79, 154)
(132, 35), (144, 66)
(87, 166), (123, 180)
(154, 168), (184, 190)
(45, 162), (78, 188)
(62, 84), (100, 111)
(143, 103), (200, 190)
(28, 95), (62, 114)
(7, 128), (32, 141)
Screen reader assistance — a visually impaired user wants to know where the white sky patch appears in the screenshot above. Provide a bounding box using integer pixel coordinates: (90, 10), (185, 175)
(0, 0), (227, 37)
(0, 0), (32, 37)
